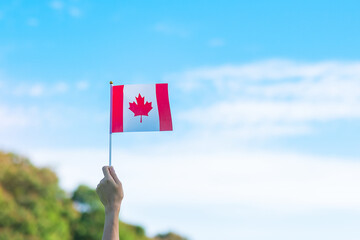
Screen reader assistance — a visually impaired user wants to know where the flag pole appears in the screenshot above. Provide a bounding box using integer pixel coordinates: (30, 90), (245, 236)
(109, 81), (113, 166)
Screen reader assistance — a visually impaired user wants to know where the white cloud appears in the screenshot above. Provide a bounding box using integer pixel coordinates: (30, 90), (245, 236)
(0, 103), (73, 133)
(208, 38), (224, 47)
(27, 145), (360, 212)
(29, 84), (44, 96)
(0, 105), (38, 130)
(26, 18), (39, 27)
(50, 0), (64, 10)
(76, 80), (89, 90)
(49, 1), (83, 19)
(180, 100), (360, 125)
(11, 82), (73, 97)
(153, 23), (189, 37)
(54, 82), (68, 93)
(170, 60), (360, 87)
(69, 7), (82, 18)
(169, 59), (360, 137)
(13, 83), (44, 97)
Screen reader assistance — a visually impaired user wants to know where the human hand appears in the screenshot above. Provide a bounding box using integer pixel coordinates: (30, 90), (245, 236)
(96, 166), (124, 213)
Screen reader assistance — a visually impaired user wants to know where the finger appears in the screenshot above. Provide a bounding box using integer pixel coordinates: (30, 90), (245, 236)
(109, 166), (121, 184)
(102, 166), (112, 180)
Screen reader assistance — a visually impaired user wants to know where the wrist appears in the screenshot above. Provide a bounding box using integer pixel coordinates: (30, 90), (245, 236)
(105, 204), (121, 215)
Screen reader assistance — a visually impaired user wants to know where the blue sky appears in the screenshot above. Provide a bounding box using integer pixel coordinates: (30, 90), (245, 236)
(1, 1), (360, 240)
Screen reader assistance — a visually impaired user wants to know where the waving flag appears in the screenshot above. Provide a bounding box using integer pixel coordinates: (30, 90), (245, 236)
(111, 83), (173, 132)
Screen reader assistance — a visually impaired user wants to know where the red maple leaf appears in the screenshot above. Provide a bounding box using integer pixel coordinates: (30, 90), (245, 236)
(129, 93), (153, 123)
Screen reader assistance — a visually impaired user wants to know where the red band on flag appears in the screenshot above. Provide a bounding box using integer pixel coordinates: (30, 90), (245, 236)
(112, 85), (124, 132)
(156, 83), (173, 131)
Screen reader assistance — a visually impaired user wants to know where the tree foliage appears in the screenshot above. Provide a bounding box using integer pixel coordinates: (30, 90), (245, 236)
(0, 151), (186, 240)
(155, 232), (188, 240)
(71, 185), (151, 240)
(0, 152), (77, 240)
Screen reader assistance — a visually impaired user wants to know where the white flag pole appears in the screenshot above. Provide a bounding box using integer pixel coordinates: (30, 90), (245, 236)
(109, 81), (113, 166)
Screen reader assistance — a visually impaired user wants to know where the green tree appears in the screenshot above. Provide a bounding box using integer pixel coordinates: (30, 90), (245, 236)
(0, 151), (187, 240)
(71, 185), (104, 240)
(72, 185), (151, 240)
(0, 152), (77, 240)
(155, 232), (188, 240)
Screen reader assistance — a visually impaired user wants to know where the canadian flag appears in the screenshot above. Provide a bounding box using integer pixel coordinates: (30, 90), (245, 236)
(111, 83), (173, 132)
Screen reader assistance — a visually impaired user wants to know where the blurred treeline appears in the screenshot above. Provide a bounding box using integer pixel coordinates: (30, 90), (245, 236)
(0, 152), (186, 240)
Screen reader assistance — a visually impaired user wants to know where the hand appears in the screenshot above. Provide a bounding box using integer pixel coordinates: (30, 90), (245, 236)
(96, 166), (124, 213)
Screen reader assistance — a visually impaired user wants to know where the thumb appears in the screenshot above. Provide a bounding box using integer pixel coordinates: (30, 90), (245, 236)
(102, 166), (112, 180)
(109, 166), (121, 184)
